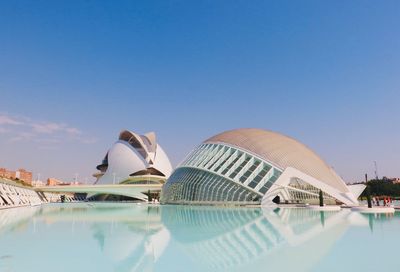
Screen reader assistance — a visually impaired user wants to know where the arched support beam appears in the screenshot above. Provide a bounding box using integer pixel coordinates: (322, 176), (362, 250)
(35, 184), (162, 201)
(262, 167), (363, 206)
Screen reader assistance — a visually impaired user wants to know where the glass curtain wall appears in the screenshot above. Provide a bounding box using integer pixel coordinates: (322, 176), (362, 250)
(162, 143), (283, 204)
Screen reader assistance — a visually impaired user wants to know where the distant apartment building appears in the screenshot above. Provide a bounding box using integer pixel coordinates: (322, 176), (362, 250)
(16, 169), (33, 185)
(0, 167), (33, 184)
(0, 168), (15, 180)
(47, 178), (68, 186)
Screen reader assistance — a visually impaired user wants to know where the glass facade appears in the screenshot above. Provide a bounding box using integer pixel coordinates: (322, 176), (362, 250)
(161, 128), (359, 206)
(285, 178), (337, 205)
(161, 143), (283, 204)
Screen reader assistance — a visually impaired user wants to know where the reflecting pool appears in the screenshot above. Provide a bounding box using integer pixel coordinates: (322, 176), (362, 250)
(0, 203), (398, 272)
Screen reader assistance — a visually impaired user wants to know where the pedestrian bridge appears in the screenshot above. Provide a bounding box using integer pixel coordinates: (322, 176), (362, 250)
(35, 184), (163, 201)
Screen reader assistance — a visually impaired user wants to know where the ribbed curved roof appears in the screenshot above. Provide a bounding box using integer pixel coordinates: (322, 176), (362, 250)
(205, 128), (348, 192)
(119, 130), (157, 153)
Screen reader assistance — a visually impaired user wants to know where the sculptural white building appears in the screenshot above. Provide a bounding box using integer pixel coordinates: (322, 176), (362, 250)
(95, 130), (173, 186)
(161, 128), (364, 206)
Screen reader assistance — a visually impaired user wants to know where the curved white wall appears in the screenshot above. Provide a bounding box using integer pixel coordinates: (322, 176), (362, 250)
(96, 141), (147, 185)
(96, 133), (174, 185)
(153, 144), (173, 178)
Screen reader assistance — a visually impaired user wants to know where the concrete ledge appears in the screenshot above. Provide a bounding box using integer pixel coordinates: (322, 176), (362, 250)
(306, 205), (341, 211)
(0, 204), (31, 210)
(351, 206), (395, 214)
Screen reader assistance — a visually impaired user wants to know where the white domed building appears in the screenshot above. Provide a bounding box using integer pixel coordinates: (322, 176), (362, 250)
(94, 130), (173, 188)
(161, 128), (364, 206)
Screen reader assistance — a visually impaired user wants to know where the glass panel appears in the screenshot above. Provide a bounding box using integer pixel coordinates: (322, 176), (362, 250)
(162, 167), (262, 204)
(259, 183), (271, 194)
(229, 156), (251, 179)
(221, 155), (240, 175)
(214, 150), (233, 172)
(239, 160), (261, 183)
(248, 180), (258, 189)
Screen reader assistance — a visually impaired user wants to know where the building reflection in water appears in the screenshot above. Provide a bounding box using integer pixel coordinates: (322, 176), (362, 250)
(0, 205), (40, 234)
(161, 206), (396, 271)
(161, 206), (353, 271)
(37, 203), (170, 272)
(0, 204), (397, 272)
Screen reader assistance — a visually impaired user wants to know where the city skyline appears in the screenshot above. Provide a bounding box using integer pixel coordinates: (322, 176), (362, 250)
(0, 1), (399, 183)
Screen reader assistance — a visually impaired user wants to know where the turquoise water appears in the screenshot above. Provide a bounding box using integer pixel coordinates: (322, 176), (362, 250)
(0, 203), (398, 272)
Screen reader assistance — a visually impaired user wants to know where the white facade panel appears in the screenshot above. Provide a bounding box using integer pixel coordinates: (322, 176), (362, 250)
(96, 141), (147, 185)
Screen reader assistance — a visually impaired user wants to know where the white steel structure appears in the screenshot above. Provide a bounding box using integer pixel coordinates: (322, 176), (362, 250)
(0, 178), (72, 208)
(0, 181), (42, 207)
(161, 128), (364, 206)
(95, 130), (173, 186)
(38, 183), (163, 202)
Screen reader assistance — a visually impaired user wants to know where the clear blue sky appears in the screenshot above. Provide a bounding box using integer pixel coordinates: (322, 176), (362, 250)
(0, 0), (399, 183)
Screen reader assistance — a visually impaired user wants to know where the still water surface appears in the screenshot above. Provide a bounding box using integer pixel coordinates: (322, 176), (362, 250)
(0, 203), (398, 272)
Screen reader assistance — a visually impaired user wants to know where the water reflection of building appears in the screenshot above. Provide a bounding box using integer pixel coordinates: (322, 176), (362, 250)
(161, 206), (285, 269)
(161, 206), (367, 271)
(0, 206), (40, 234)
(36, 204), (170, 272)
(1, 203), (398, 271)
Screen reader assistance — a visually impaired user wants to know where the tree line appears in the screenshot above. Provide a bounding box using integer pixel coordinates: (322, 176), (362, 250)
(360, 179), (400, 198)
